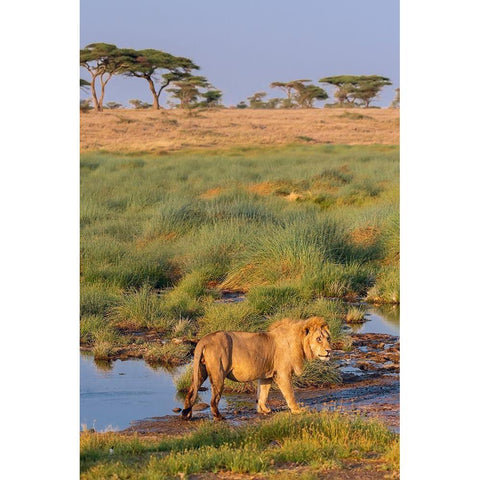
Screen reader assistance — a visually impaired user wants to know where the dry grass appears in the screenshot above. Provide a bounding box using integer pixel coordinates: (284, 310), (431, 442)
(80, 108), (399, 154)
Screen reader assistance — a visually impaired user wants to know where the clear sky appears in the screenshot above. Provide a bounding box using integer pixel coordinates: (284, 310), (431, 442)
(80, 0), (399, 108)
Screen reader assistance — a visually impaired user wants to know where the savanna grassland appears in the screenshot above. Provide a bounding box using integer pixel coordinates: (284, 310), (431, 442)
(80, 109), (399, 478)
(80, 143), (399, 357)
(80, 108), (399, 154)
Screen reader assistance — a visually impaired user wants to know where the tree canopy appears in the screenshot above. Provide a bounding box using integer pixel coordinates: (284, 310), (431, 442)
(390, 88), (400, 109)
(121, 49), (199, 109)
(80, 43), (135, 111)
(319, 75), (391, 107)
(270, 80), (328, 108)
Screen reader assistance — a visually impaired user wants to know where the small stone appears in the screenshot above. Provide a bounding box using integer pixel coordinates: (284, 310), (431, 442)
(192, 402), (209, 411)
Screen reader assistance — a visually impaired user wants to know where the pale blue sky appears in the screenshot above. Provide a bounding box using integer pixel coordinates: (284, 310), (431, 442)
(80, 0), (399, 107)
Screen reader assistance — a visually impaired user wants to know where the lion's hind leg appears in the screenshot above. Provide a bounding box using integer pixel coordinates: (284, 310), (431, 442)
(208, 370), (226, 421)
(182, 362), (207, 420)
(257, 378), (273, 414)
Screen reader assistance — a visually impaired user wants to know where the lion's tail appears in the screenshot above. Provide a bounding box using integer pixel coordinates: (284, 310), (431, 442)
(182, 341), (206, 419)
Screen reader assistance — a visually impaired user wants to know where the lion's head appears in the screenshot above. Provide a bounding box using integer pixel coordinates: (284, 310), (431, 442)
(302, 316), (332, 362)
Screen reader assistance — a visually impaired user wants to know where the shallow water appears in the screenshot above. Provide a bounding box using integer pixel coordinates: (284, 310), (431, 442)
(80, 356), (223, 431)
(354, 305), (400, 336)
(80, 305), (398, 431)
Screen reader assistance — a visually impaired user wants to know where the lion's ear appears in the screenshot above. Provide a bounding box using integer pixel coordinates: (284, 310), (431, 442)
(303, 320), (311, 336)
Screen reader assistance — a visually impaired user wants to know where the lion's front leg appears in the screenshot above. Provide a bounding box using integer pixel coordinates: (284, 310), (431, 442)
(257, 378), (273, 414)
(275, 374), (304, 414)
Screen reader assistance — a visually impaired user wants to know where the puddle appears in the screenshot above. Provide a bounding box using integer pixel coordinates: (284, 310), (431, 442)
(80, 354), (225, 431)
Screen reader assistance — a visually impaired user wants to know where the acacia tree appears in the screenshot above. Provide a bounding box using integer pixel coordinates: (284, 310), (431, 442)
(295, 84), (328, 108)
(80, 43), (133, 111)
(247, 92), (268, 108)
(270, 80), (310, 107)
(122, 49), (198, 109)
(270, 80), (328, 108)
(319, 75), (391, 107)
(168, 76), (222, 109)
(166, 75), (209, 108)
(200, 89), (223, 108)
(390, 88), (400, 108)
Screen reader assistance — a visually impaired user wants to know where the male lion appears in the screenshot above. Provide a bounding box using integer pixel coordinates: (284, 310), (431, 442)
(182, 316), (332, 420)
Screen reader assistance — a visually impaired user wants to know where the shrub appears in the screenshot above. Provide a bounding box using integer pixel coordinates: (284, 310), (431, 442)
(80, 99), (92, 113)
(129, 99), (151, 109)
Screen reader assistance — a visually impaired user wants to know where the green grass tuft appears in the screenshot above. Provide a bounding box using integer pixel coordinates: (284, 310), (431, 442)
(81, 412), (399, 477)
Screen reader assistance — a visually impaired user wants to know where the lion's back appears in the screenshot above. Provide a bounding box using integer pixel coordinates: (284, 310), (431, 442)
(200, 330), (276, 381)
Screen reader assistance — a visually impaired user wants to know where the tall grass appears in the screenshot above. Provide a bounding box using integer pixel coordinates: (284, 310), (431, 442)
(108, 285), (170, 330)
(81, 145), (399, 342)
(197, 302), (264, 337)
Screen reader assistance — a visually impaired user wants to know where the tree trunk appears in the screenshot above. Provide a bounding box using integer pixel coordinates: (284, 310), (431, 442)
(90, 75), (101, 112)
(146, 77), (160, 109)
(98, 72), (113, 112)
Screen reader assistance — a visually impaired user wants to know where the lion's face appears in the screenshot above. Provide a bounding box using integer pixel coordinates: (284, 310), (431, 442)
(303, 317), (332, 362)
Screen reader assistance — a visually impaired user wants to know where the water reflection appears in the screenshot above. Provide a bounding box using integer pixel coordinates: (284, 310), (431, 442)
(374, 304), (400, 326)
(80, 353), (214, 431)
(356, 305), (400, 336)
(94, 358), (113, 372)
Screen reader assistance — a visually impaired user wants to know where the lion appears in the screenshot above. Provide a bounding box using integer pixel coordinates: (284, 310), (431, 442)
(182, 316), (332, 420)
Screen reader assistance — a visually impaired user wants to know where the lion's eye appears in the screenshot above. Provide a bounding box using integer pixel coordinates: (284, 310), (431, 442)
(316, 337), (322, 342)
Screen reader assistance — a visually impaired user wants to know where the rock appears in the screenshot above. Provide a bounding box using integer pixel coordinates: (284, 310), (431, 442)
(172, 407), (182, 413)
(192, 402), (209, 412)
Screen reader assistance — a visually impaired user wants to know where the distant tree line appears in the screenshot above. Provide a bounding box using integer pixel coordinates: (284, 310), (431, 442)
(240, 76), (393, 110)
(80, 43), (397, 111)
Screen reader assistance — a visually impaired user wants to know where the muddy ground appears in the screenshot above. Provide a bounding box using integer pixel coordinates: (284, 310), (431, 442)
(121, 332), (399, 436)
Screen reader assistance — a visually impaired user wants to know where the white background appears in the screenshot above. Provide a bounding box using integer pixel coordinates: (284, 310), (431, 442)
(1, 1), (479, 477)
